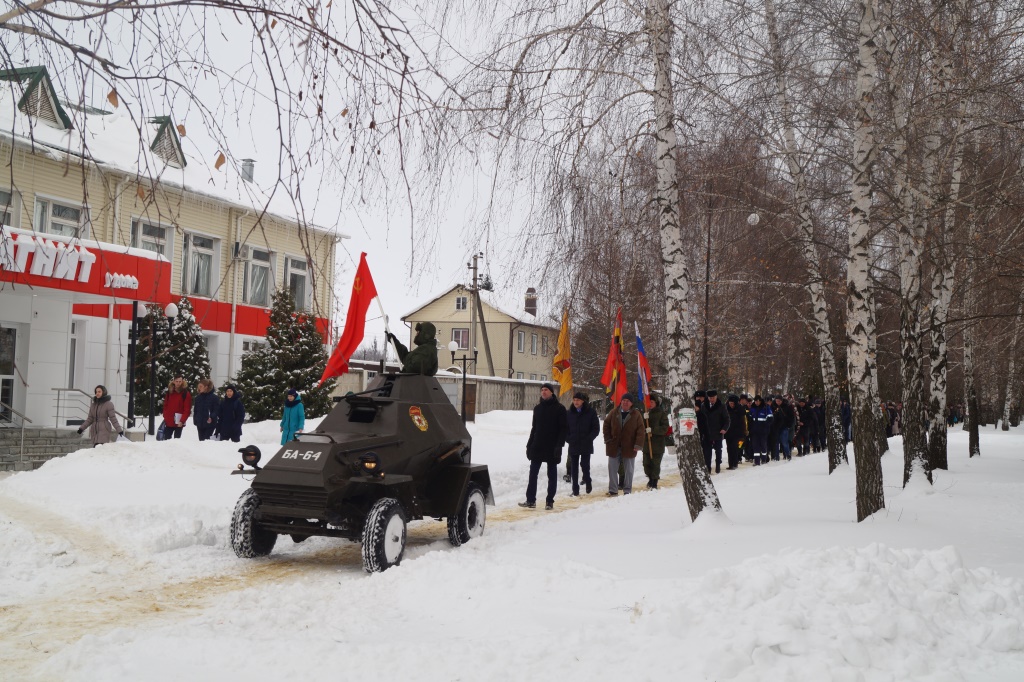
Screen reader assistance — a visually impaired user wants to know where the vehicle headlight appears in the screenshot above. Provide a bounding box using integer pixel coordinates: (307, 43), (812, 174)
(239, 445), (262, 469)
(358, 452), (383, 478)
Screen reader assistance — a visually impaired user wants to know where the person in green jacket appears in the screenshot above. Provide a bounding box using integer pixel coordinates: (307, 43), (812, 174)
(280, 388), (306, 444)
(387, 322), (439, 376)
(642, 394), (670, 489)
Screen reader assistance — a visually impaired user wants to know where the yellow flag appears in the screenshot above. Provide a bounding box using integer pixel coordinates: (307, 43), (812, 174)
(552, 308), (573, 396)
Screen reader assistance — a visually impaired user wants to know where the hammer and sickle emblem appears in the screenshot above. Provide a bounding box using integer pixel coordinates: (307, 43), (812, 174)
(353, 276), (362, 292)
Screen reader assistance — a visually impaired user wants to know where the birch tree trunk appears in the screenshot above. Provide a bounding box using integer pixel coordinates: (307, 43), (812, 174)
(962, 189), (981, 457)
(763, 0), (846, 473)
(649, 0), (721, 521)
(926, 119), (967, 470)
(1000, 292), (1024, 431)
(847, 0), (885, 521)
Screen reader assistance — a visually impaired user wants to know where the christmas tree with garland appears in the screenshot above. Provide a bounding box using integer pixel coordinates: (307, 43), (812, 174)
(231, 289), (335, 422)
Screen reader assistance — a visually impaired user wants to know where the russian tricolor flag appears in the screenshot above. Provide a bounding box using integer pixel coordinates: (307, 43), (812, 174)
(635, 322), (653, 410)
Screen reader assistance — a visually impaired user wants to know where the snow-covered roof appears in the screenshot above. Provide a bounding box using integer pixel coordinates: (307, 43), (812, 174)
(0, 66), (347, 239)
(402, 283), (558, 330)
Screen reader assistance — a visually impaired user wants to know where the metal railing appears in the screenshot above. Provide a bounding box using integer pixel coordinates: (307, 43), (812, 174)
(0, 399), (33, 457)
(52, 388), (130, 429)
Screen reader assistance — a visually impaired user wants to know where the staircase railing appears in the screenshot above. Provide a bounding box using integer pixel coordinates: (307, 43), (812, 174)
(0, 399), (32, 457)
(52, 388), (130, 429)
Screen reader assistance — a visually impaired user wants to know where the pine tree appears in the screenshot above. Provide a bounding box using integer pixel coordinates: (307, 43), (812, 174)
(163, 297), (212, 388)
(132, 304), (170, 417)
(230, 344), (281, 422)
(231, 289), (335, 422)
(132, 297), (212, 417)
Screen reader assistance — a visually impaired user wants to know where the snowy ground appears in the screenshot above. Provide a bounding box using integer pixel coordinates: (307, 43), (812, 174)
(2, 414), (1024, 681)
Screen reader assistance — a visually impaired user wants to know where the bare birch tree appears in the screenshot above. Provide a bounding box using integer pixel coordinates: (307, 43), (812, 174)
(847, 0), (885, 520)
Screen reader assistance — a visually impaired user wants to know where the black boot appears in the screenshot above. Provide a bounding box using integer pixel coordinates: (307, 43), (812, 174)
(715, 462), (721, 474)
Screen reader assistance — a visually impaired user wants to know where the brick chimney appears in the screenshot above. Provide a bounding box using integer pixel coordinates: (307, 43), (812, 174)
(524, 287), (537, 316)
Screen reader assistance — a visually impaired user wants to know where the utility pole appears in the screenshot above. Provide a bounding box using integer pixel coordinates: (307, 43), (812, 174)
(468, 253), (480, 361)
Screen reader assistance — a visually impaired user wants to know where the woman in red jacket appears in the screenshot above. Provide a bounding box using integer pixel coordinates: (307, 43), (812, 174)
(162, 374), (193, 439)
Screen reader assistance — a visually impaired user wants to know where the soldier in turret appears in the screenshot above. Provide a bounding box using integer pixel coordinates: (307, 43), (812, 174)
(387, 322), (439, 376)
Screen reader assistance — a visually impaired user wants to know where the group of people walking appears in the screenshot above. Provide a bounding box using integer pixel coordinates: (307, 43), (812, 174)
(77, 374), (306, 446)
(693, 390), (833, 472)
(519, 384), (671, 510)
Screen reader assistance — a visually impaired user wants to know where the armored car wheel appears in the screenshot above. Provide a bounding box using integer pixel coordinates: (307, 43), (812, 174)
(230, 488), (277, 558)
(361, 497), (407, 573)
(447, 482), (486, 547)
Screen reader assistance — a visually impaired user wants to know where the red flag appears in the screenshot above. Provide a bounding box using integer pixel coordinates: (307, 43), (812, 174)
(600, 308), (628, 405)
(320, 253), (378, 384)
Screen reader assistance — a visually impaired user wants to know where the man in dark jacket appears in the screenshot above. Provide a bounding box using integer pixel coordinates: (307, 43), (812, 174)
(748, 395), (773, 465)
(769, 395), (794, 461)
(841, 397), (852, 443)
(520, 383), (568, 510)
(642, 394), (670, 488)
(725, 395), (746, 470)
(812, 398), (826, 452)
(703, 390), (730, 473)
(694, 390), (711, 472)
(193, 378), (220, 441)
(214, 385), (246, 443)
(566, 392), (600, 496)
(795, 397), (817, 456)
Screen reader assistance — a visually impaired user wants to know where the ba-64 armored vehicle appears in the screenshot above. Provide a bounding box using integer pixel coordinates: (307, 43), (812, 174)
(229, 373), (493, 572)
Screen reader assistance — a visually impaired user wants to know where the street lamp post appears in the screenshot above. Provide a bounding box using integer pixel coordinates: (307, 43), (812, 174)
(447, 341), (478, 423)
(149, 302), (179, 436)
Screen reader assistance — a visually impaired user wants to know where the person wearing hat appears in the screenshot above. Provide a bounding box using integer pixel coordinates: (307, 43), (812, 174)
(748, 395), (773, 465)
(795, 396), (816, 456)
(193, 378), (220, 441)
(280, 388), (306, 445)
(769, 395), (795, 461)
(641, 394), (670, 488)
(602, 393), (645, 495)
(565, 391), (600, 496)
(214, 385), (246, 443)
(520, 383), (568, 510)
(724, 394), (746, 470)
(703, 390), (730, 473)
(738, 394), (753, 463)
(77, 385), (124, 446)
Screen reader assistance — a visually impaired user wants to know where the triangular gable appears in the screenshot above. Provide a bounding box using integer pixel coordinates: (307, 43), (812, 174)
(402, 283), (558, 330)
(149, 116), (187, 169)
(0, 66), (72, 130)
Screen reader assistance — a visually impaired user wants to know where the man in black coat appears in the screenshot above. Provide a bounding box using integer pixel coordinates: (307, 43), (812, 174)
(703, 390), (731, 473)
(694, 390), (710, 470)
(795, 396), (817, 456)
(566, 391), (600, 496)
(725, 394), (746, 470)
(520, 383), (568, 510)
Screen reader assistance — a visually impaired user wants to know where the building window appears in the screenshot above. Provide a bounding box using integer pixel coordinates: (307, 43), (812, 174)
(0, 189), (17, 227)
(542, 336), (549, 356)
(183, 234), (216, 297)
(131, 219), (171, 258)
(531, 333), (538, 355)
(242, 339), (267, 353)
(517, 330), (525, 353)
(285, 256), (310, 310)
(452, 328), (469, 350)
(516, 372), (524, 380)
(455, 296), (468, 311)
(243, 247), (273, 307)
(36, 198), (88, 238)
(530, 373), (537, 380)
(541, 375), (547, 381)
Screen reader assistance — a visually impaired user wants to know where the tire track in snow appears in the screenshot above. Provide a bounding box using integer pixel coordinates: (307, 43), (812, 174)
(0, 471), (689, 679)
